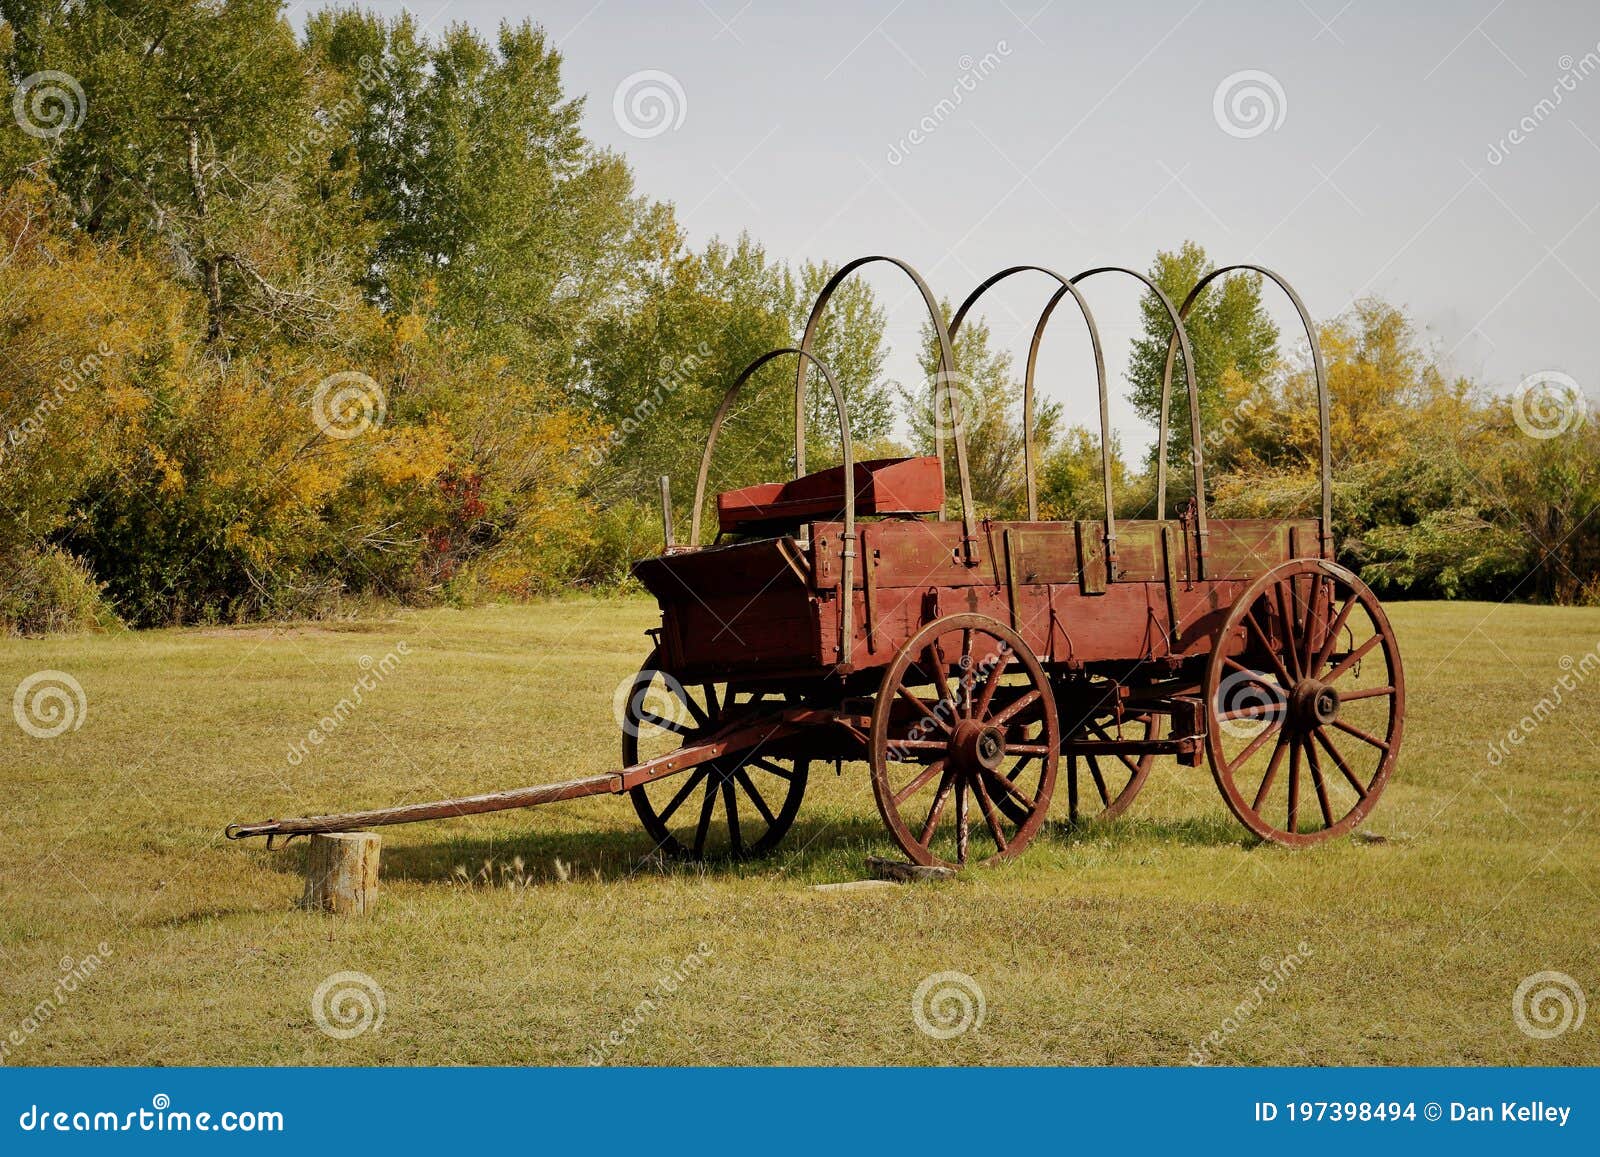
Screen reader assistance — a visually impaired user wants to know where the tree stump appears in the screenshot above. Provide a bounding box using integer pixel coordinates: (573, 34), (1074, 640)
(302, 832), (381, 915)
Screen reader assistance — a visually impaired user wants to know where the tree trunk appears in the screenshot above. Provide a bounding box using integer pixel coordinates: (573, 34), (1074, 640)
(301, 832), (381, 915)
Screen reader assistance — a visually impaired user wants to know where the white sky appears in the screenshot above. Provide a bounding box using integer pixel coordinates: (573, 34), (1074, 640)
(306, 0), (1600, 455)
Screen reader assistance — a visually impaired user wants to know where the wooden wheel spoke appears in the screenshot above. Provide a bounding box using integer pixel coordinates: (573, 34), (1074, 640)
(991, 687), (1041, 728)
(918, 768), (955, 845)
(1303, 733), (1335, 828)
(680, 690), (711, 727)
(922, 644), (955, 715)
(657, 768), (709, 824)
(721, 776), (742, 853)
(692, 775), (718, 857)
(1286, 732), (1301, 833)
(893, 759), (947, 807)
(1325, 633), (1381, 683)
(1331, 717), (1390, 752)
(1226, 718), (1284, 769)
(984, 764), (1036, 810)
(1311, 593), (1357, 674)
(890, 737), (950, 752)
(733, 769), (777, 828)
(1275, 582), (1305, 682)
(1219, 701), (1282, 722)
(972, 654), (1007, 720)
(896, 683), (953, 732)
(1337, 685), (1395, 702)
(751, 757), (795, 781)
(702, 683), (720, 717)
(954, 777), (970, 864)
(1299, 574), (1322, 675)
(1088, 720), (1148, 778)
(1243, 608), (1295, 688)
(1002, 743), (1049, 757)
(958, 629), (974, 714)
(639, 710), (691, 735)
(971, 773), (1009, 853)
(1251, 729), (1291, 812)
(1314, 727), (1369, 798)
(1085, 754), (1111, 806)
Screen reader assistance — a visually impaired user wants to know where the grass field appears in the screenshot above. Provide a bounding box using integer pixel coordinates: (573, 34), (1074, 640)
(2, 597), (1597, 1066)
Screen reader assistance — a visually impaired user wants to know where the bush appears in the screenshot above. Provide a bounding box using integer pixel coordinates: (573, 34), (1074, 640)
(0, 548), (120, 636)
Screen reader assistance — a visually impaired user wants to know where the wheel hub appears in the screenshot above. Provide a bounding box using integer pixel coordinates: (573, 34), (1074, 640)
(950, 720), (1006, 773)
(1290, 678), (1340, 727)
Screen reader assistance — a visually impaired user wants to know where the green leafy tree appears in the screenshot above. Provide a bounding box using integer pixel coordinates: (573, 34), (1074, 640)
(1126, 240), (1279, 483)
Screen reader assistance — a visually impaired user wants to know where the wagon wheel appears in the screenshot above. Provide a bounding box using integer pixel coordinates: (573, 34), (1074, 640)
(621, 652), (807, 860)
(869, 614), (1058, 868)
(1202, 559), (1404, 847)
(1061, 706), (1161, 824)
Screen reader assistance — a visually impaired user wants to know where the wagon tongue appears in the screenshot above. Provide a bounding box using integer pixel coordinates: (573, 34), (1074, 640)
(225, 706), (814, 844)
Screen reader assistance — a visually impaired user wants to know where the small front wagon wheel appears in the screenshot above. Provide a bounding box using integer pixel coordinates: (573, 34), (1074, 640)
(621, 651), (807, 861)
(1203, 559), (1404, 846)
(869, 614), (1058, 869)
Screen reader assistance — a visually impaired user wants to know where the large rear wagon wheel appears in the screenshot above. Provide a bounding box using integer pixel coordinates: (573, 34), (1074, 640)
(1202, 559), (1404, 847)
(621, 652), (808, 861)
(869, 614), (1058, 869)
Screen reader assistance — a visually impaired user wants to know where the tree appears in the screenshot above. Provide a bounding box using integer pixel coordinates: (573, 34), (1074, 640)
(306, 10), (644, 388)
(3, 0), (364, 345)
(1126, 241), (1279, 482)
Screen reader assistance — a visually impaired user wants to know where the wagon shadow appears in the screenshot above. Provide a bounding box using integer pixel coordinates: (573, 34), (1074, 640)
(372, 814), (893, 887)
(1044, 813), (1255, 849)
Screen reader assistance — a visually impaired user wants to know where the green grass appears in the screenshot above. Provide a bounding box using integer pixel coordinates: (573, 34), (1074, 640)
(2, 597), (1597, 1065)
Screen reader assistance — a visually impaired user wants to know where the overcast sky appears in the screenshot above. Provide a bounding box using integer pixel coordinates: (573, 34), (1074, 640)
(307, 0), (1600, 453)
